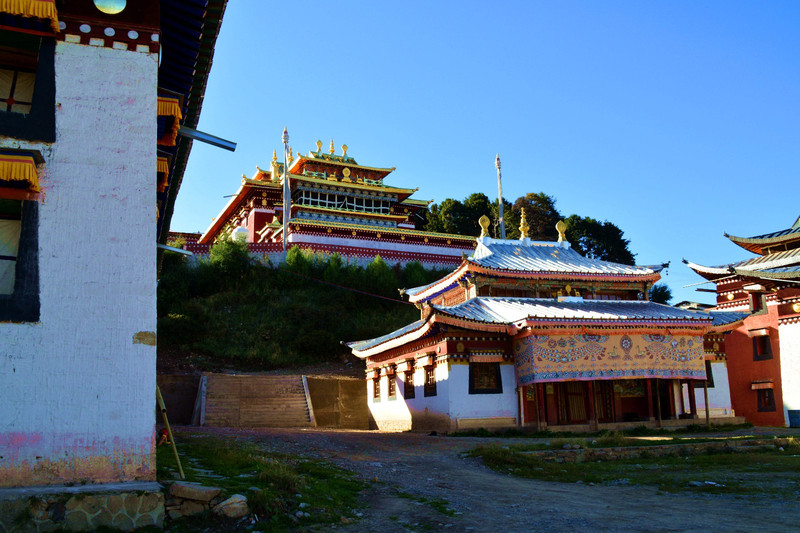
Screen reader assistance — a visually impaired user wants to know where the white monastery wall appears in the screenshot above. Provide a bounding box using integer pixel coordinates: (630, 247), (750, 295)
(0, 43), (157, 486)
(779, 321), (800, 425)
(447, 364), (518, 429)
(693, 361), (734, 417)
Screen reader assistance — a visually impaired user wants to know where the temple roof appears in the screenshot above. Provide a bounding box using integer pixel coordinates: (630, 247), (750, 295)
(347, 297), (712, 358)
(684, 247), (800, 281)
(435, 298), (712, 325)
(405, 236), (664, 303)
(724, 215), (800, 255)
(704, 310), (750, 328)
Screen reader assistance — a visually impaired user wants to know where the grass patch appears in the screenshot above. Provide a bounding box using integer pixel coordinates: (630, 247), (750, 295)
(157, 432), (365, 531)
(470, 440), (800, 496)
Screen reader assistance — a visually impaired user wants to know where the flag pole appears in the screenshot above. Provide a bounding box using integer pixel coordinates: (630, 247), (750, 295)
(496, 154), (506, 239)
(282, 127), (290, 253)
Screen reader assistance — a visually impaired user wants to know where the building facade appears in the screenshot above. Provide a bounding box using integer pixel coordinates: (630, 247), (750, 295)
(685, 216), (800, 427)
(193, 140), (477, 268)
(349, 216), (738, 432)
(0, 0), (226, 526)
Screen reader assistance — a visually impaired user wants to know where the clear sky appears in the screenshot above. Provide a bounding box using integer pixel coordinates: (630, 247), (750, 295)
(172, 1), (800, 304)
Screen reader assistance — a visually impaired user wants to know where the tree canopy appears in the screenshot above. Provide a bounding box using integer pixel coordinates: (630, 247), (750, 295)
(424, 191), (636, 265)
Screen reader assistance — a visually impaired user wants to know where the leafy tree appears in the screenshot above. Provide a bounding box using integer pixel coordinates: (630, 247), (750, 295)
(209, 236), (251, 280)
(563, 215), (635, 265)
(365, 255), (398, 297)
(649, 283), (673, 304)
(511, 192), (561, 240)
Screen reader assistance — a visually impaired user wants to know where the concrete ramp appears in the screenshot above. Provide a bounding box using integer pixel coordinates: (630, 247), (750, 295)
(197, 374), (316, 428)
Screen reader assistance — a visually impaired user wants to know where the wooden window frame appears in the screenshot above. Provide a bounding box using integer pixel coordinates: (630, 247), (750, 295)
(753, 334), (773, 361)
(372, 377), (381, 402)
(423, 365), (437, 397)
(404, 370), (415, 399)
(469, 362), (503, 395)
(757, 389), (776, 412)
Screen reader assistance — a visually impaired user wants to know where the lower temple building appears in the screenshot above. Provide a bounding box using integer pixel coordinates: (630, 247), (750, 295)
(348, 215), (739, 431)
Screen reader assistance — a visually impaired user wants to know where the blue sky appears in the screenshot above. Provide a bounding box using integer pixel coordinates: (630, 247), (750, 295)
(173, 1), (800, 304)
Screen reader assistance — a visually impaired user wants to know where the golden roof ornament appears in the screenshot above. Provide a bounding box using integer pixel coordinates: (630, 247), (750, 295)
(329, 139), (335, 155)
(556, 220), (567, 242)
(315, 140), (323, 152)
(272, 150), (277, 162)
(287, 148), (294, 164)
(342, 144), (348, 157)
(519, 210), (530, 238)
(479, 215), (491, 237)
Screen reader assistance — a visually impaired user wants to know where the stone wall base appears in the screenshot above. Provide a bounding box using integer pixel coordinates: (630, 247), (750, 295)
(0, 481), (163, 532)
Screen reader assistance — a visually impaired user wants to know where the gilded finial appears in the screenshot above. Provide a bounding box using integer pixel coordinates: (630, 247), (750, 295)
(282, 127), (289, 144)
(315, 140), (323, 153)
(272, 150), (277, 162)
(479, 215), (491, 237)
(287, 148), (294, 164)
(519, 209), (529, 238)
(329, 139), (335, 155)
(342, 144), (348, 157)
(556, 220), (567, 242)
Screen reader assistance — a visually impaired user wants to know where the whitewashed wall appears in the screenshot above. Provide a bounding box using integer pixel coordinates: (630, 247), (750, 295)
(0, 43), (157, 486)
(447, 364), (518, 428)
(779, 322), (800, 426)
(693, 361), (735, 417)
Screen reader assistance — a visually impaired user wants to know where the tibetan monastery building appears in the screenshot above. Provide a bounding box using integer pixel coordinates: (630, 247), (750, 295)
(348, 215), (733, 432)
(192, 140), (476, 268)
(685, 216), (800, 427)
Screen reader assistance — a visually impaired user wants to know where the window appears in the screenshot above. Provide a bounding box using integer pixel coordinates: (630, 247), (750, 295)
(0, 32), (55, 141)
(372, 377), (381, 402)
(404, 370), (415, 399)
(424, 365), (437, 397)
(387, 374), (396, 399)
(469, 362), (503, 394)
(757, 389), (776, 412)
(753, 334), (772, 361)
(0, 199), (38, 321)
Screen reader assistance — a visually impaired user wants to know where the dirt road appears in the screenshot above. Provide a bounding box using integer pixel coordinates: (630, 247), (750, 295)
(185, 427), (800, 532)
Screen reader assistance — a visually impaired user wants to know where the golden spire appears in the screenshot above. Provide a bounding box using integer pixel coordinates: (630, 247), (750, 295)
(556, 220), (567, 242)
(519, 209), (530, 238)
(329, 139), (335, 155)
(479, 215), (491, 238)
(315, 140), (323, 153)
(342, 144), (348, 157)
(272, 149), (277, 162)
(287, 147), (294, 164)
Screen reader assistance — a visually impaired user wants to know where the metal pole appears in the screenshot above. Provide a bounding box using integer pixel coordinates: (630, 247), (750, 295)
(495, 154), (506, 239)
(282, 127), (290, 253)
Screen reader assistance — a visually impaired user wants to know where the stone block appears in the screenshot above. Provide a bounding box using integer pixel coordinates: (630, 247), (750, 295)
(213, 494), (248, 519)
(170, 481), (221, 502)
(138, 492), (162, 513)
(179, 500), (206, 517)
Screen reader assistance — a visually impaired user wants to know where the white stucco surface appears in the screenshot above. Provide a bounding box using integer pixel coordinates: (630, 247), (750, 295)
(693, 361), (734, 417)
(447, 364), (518, 425)
(0, 43), (158, 486)
(779, 322), (800, 426)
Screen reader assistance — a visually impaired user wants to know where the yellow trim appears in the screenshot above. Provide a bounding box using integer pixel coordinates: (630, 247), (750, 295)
(292, 218), (477, 242)
(157, 97), (183, 119)
(0, 0), (59, 32)
(242, 178), (281, 189)
(295, 155), (395, 174)
(157, 157), (169, 175)
(294, 204), (407, 221)
(292, 174), (416, 195)
(0, 153), (39, 192)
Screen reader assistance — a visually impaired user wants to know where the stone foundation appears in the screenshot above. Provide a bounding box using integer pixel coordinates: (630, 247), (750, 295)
(0, 482), (163, 532)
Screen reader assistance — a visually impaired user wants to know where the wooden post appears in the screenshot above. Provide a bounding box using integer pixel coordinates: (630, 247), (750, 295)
(646, 379), (654, 422)
(667, 379), (675, 419)
(537, 383), (546, 429)
(156, 386), (185, 480)
(517, 386), (523, 427)
(655, 379), (662, 428)
(687, 381), (698, 419)
(587, 382), (597, 430)
(703, 379), (710, 427)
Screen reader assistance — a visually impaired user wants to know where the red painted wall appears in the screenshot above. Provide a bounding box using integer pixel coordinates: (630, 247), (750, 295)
(724, 303), (785, 426)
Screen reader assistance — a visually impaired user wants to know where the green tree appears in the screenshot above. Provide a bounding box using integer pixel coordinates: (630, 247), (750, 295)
(364, 255), (398, 297)
(511, 192), (561, 240)
(209, 236), (251, 280)
(563, 215), (635, 265)
(649, 283), (673, 304)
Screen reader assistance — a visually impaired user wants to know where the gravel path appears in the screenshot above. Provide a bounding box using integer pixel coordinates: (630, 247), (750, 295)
(181, 426), (800, 532)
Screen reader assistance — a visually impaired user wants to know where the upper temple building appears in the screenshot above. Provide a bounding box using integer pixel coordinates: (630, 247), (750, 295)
(190, 139), (476, 267)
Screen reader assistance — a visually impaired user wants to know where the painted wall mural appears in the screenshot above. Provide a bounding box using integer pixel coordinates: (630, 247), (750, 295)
(514, 333), (706, 384)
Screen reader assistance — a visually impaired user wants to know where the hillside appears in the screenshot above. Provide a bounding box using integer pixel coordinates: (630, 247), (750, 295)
(157, 243), (446, 374)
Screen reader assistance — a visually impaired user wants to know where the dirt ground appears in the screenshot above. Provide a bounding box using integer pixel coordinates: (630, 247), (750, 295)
(181, 426), (800, 533)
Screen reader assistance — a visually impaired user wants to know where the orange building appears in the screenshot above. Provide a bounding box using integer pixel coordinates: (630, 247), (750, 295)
(685, 216), (800, 427)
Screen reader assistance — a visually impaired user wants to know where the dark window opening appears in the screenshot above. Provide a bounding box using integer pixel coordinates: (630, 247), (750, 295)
(404, 370), (415, 399)
(753, 335), (772, 361)
(469, 362), (503, 394)
(424, 365), (437, 397)
(372, 377), (380, 402)
(0, 199), (38, 321)
(387, 374), (396, 399)
(757, 389), (776, 412)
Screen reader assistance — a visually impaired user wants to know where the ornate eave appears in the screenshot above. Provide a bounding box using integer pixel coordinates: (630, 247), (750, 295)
(725, 217), (800, 255)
